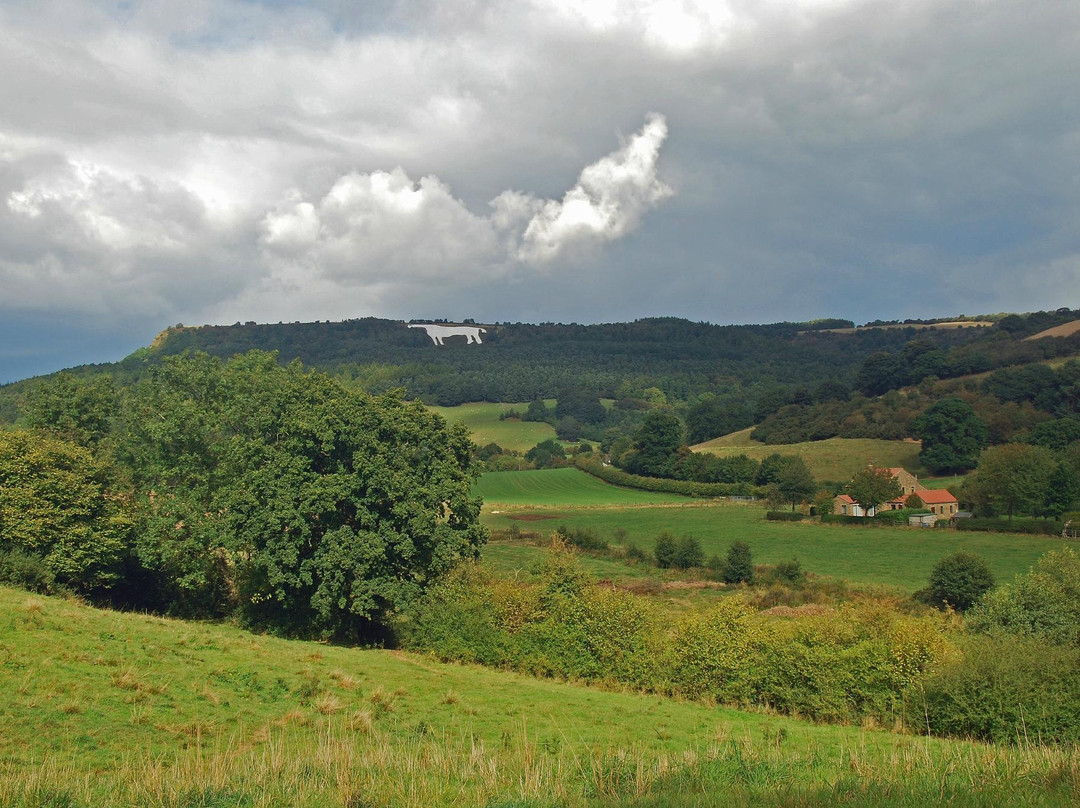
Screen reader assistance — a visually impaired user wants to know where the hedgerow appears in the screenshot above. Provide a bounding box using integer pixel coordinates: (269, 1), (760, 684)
(400, 549), (950, 726)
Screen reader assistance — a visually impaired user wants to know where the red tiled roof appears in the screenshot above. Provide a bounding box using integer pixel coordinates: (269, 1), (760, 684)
(836, 494), (856, 504)
(908, 489), (957, 505)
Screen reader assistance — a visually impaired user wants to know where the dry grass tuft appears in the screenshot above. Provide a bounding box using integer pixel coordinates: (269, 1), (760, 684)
(329, 670), (361, 690)
(347, 709), (375, 734)
(314, 692), (344, 715)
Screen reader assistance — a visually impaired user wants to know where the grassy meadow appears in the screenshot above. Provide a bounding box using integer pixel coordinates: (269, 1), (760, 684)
(428, 402), (556, 453)
(3, 586), (1080, 807)
(478, 470), (1057, 592)
(692, 429), (925, 483)
(477, 467), (689, 507)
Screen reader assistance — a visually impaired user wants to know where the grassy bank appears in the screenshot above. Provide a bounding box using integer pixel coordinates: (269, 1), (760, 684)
(2, 586), (1078, 807)
(692, 430), (924, 482)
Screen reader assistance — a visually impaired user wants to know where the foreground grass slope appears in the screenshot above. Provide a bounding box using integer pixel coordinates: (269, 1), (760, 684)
(3, 586), (1079, 807)
(692, 429), (924, 482)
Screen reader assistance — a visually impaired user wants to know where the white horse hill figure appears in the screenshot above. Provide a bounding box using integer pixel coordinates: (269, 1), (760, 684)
(408, 323), (487, 346)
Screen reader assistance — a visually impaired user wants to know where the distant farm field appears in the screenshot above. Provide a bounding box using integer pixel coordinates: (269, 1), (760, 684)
(477, 467), (689, 506)
(693, 429), (925, 482)
(482, 501), (1059, 591)
(428, 401), (555, 452)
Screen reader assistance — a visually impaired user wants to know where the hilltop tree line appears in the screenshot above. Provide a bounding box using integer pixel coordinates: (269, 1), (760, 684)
(0, 352), (486, 639)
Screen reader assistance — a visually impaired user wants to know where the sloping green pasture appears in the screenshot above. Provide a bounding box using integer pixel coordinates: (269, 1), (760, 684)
(428, 401), (555, 452)
(693, 429), (925, 482)
(477, 467), (689, 506)
(482, 501), (1062, 591)
(2, 586), (1078, 807)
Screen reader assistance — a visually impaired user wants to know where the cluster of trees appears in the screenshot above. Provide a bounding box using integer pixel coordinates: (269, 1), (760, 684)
(960, 443), (1080, 520)
(603, 410), (817, 504)
(0, 352), (486, 639)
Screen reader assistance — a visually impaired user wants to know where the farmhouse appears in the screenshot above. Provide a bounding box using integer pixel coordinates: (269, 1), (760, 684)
(908, 488), (959, 517)
(834, 466), (958, 520)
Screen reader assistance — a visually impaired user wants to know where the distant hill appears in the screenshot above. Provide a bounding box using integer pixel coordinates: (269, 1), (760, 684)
(0, 315), (991, 408)
(5, 309), (1080, 448)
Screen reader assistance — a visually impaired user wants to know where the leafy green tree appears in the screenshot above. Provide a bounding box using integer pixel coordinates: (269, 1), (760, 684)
(523, 399), (550, 422)
(774, 456), (816, 511)
(554, 389), (606, 426)
(911, 398), (988, 473)
(119, 351), (486, 637)
(1027, 418), (1080, 451)
(723, 541), (753, 584)
(525, 439), (566, 469)
(844, 466), (903, 516)
(654, 531), (677, 569)
(963, 444), (1055, 519)
(0, 430), (130, 593)
(925, 551), (994, 611)
(1044, 462), (1080, 519)
(672, 535), (704, 570)
(20, 372), (118, 447)
(968, 548), (1080, 645)
(624, 410), (684, 478)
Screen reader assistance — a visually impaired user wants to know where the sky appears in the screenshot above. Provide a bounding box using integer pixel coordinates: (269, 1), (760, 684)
(1, 0), (1079, 382)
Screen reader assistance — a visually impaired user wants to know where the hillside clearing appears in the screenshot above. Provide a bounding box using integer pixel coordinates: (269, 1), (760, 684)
(428, 401), (556, 452)
(692, 429), (925, 482)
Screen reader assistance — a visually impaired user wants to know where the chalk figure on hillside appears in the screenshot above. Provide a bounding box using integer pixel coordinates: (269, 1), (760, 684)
(408, 323), (486, 345)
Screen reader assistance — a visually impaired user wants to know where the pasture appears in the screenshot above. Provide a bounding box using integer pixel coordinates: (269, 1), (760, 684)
(476, 470), (1059, 591)
(8, 586), (1077, 807)
(428, 401), (556, 453)
(477, 467), (689, 506)
(691, 429), (925, 482)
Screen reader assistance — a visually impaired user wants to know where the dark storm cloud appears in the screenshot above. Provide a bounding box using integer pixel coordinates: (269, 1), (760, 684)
(1, 0), (1078, 380)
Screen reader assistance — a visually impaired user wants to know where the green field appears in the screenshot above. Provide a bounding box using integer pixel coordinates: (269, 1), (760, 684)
(3, 586), (1078, 807)
(477, 467), (690, 506)
(482, 508), (1057, 594)
(693, 429), (925, 482)
(428, 401), (556, 452)
(474, 469), (1055, 591)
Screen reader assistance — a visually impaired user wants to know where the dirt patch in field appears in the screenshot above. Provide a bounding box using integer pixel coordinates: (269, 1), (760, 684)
(662, 580), (725, 590)
(759, 604), (835, 618)
(507, 513), (566, 522)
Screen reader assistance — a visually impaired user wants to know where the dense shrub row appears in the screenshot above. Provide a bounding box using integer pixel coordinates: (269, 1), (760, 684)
(400, 551), (950, 725)
(954, 517), (1065, 535)
(575, 457), (760, 498)
(912, 634), (1080, 745)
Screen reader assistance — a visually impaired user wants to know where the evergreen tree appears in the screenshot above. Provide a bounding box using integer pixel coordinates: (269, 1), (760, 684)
(723, 541), (753, 584)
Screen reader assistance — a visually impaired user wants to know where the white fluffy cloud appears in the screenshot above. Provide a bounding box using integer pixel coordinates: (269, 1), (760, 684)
(1, 0), (1079, 380)
(258, 114), (672, 287)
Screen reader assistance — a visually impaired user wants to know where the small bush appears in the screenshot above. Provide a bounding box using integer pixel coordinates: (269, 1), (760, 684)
(0, 549), (59, 594)
(654, 532), (677, 569)
(723, 542), (753, 584)
(923, 551), (994, 611)
(671, 535), (704, 570)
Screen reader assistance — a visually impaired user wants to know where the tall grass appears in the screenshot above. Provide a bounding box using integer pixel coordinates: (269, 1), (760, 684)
(3, 719), (1078, 807)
